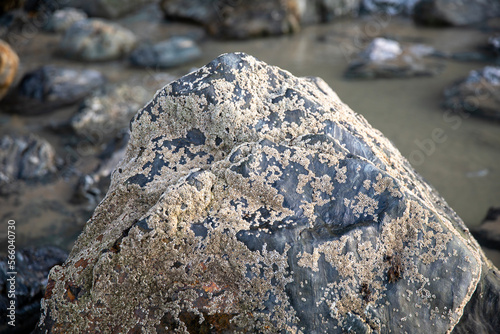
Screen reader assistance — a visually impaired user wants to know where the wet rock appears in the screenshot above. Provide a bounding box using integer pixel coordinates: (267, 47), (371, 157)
(130, 37), (201, 69)
(443, 66), (500, 120)
(4, 65), (105, 115)
(361, 0), (418, 15)
(36, 52), (498, 333)
(44, 8), (88, 33)
(0, 133), (57, 187)
(59, 18), (137, 61)
(345, 37), (443, 78)
(70, 84), (151, 145)
(0, 246), (68, 334)
(413, 0), (500, 26)
(65, 0), (156, 19)
(0, 40), (19, 101)
(471, 208), (500, 250)
(160, 0), (300, 39)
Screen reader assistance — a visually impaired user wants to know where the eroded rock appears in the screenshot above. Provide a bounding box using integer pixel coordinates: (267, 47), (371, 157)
(59, 18), (137, 61)
(36, 52), (496, 333)
(443, 66), (500, 120)
(345, 37), (443, 78)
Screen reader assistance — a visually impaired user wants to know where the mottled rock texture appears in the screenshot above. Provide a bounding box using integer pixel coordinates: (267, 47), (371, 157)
(36, 53), (497, 333)
(0, 40), (19, 101)
(59, 18), (137, 61)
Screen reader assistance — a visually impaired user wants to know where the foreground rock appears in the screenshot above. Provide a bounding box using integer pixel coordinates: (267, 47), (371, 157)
(130, 37), (201, 69)
(443, 66), (500, 120)
(44, 8), (88, 33)
(160, 0), (300, 38)
(345, 37), (443, 78)
(4, 65), (105, 115)
(471, 208), (500, 250)
(0, 134), (57, 188)
(413, 0), (500, 26)
(0, 40), (19, 101)
(0, 246), (68, 334)
(36, 53), (497, 333)
(59, 19), (137, 61)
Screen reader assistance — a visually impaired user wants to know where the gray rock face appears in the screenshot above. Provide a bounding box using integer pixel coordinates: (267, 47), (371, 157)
(413, 0), (500, 26)
(443, 66), (500, 120)
(160, 0), (301, 39)
(0, 134), (57, 186)
(36, 53), (496, 333)
(59, 19), (137, 61)
(5, 65), (106, 115)
(345, 37), (442, 78)
(64, 0), (156, 19)
(130, 37), (202, 69)
(0, 246), (68, 334)
(44, 8), (88, 33)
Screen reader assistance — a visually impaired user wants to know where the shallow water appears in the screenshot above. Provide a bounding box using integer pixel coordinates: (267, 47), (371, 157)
(0, 8), (499, 264)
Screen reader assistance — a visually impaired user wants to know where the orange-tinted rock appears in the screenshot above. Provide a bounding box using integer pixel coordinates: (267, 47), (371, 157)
(0, 40), (19, 101)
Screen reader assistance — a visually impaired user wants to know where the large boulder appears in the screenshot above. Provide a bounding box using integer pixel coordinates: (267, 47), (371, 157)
(413, 0), (500, 26)
(36, 53), (498, 333)
(0, 40), (19, 101)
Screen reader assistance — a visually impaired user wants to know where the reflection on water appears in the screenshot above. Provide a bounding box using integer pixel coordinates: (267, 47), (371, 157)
(1, 12), (499, 261)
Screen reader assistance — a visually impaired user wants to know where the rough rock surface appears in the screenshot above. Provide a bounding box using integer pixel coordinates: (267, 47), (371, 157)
(64, 0), (156, 19)
(345, 37), (442, 78)
(44, 8), (88, 33)
(0, 39), (19, 101)
(0, 133), (57, 186)
(160, 0), (301, 39)
(36, 53), (496, 333)
(0, 246), (68, 334)
(413, 0), (500, 26)
(443, 66), (500, 120)
(59, 18), (137, 61)
(3, 65), (106, 115)
(130, 37), (202, 69)
(70, 84), (150, 144)
(471, 208), (500, 250)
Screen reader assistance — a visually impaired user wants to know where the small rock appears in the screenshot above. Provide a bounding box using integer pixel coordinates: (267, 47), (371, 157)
(70, 84), (151, 144)
(0, 246), (68, 334)
(0, 40), (19, 101)
(471, 208), (500, 250)
(64, 0), (156, 19)
(160, 0), (300, 39)
(345, 37), (443, 78)
(0, 133), (57, 187)
(413, 0), (500, 26)
(130, 37), (201, 69)
(44, 8), (88, 33)
(361, 0), (419, 16)
(59, 18), (137, 61)
(4, 65), (106, 115)
(443, 66), (500, 120)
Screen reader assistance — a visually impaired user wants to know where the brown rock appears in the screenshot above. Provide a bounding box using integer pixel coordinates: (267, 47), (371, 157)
(0, 40), (19, 101)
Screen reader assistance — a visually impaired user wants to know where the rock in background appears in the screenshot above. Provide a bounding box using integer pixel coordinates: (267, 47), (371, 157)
(58, 19), (137, 61)
(130, 37), (201, 69)
(3, 65), (106, 115)
(36, 53), (498, 333)
(64, 0), (157, 19)
(413, 0), (500, 26)
(44, 7), (88, 33)
(0, 40), (19, 101)
(471, 208), (500, 251)
(443, 66), (500, 120)
(0, 246), (68, 334)
(345, 37), (443, 78)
